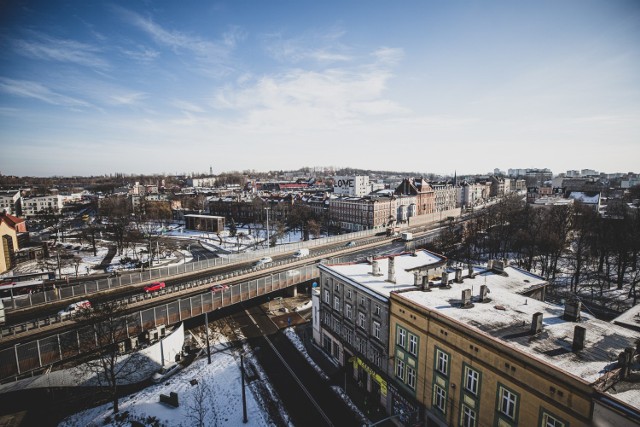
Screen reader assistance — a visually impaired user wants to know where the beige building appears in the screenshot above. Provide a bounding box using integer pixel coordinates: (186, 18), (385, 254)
(388, 264), (640, 426)
(0, 213), (27, 274)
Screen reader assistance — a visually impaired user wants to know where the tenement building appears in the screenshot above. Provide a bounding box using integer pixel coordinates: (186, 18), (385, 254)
(316, 250), (447, 413)
(389, 264), (640, 426)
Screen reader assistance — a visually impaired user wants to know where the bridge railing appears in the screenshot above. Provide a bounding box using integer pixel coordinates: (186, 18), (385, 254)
(0, 263), (321, 383)
(2, 227), (383, 312)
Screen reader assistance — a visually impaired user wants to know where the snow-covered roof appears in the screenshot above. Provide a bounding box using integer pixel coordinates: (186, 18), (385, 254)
(320, 250), (446, 299)
(569, 191), (601, 204)
(397, 268), (639, 387)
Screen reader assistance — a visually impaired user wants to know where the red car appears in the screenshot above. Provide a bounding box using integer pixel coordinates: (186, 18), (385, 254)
(144, 282), (166, 292)
(210, 284), (229, 293)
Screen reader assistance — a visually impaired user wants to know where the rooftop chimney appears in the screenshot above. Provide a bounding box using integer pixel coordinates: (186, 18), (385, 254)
(468, 264), (474, 278)
(487, 259), (494, 270)
(564, 300), (582, 322)
(479, 285), (488, 302)
(441, 271), (449, 287)
(371, 260), (381, 276)
(387, 257), (396, 283)
(531, 312), (543, 334)
(455, 268), (463, 283)
(572, 326), (586, 352)
(461, 289), (472, 307)
(414, 271), (421, 287)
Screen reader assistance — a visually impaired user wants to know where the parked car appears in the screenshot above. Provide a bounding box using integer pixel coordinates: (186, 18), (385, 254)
(253, 257), (273, 267)
(144, 282), (166, 292)
(210, 284), (229, 293)
(345, 241), (356, 247)
(58, 300), (91, 320)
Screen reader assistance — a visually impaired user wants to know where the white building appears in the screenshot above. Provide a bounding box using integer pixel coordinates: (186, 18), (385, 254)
(21, 195), (63, 217)
(0, 190), (21, 215)
(333, 175), (370, 197)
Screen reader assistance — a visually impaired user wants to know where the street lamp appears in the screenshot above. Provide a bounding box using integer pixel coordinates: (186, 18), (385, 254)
(264, 207), (271, 248)
(240, 351), (248, 423)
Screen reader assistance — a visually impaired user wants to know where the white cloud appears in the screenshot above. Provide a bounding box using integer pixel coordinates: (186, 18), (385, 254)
(12, 32), (109, 70)
(0, 78), (90, 108)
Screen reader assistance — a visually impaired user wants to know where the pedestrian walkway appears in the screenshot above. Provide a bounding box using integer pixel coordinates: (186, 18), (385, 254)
(95, 245), (116, 272)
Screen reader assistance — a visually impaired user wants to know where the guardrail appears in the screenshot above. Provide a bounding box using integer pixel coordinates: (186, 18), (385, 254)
(0, 232), (389, 339)
(2, 227), (384, 312)
(0, 263), (323, 383)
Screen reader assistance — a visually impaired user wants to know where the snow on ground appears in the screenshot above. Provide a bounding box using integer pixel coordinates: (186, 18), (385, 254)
(59, 336), (280, 427)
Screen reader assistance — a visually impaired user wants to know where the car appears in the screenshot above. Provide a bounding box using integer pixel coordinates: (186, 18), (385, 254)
(345, 241), (356, 247)
(253, 257), (273, 267)
(144, 281), (166, 292)
(210, 284), (229, 293)
(58, 300), (91, 319)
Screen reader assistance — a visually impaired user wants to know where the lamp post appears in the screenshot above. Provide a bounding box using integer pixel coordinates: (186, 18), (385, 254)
(241, 352), (248, 423)
(264, 207), (270, 248)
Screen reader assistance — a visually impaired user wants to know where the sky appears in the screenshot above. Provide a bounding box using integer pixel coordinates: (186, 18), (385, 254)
(1, 0), (639, 177)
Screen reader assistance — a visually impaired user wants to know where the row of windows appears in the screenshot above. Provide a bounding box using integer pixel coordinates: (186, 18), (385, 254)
(396, 327), (419, 356)
(432, 381), (564, 427)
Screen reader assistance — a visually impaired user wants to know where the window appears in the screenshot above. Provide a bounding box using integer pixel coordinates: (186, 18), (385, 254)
(347, 289), (352, 299)
(375, 304), (381, 316)
(408, 334), (418, 355)
(345, 329), (353, 344)
(360, 296), (366, 306)
(334, 282), (340, 291)
(372, 350), (381, 367)
(464, 366), (479, 395)
(433, 384), (446, 413)
(323, 289), (330, 304)
(345, 303), (352, 320)
(498, 386), (518, 420)
(358, 337), (366, 353)
(436, 349), (449, 376)
(323, 311), (331, 324)
(372, 321), (381, 339)
(334, 296), (340, 311)
(461, 405), (477, 427)
(397, 328), (406, 348)
(396, 359), (405, 380)
(358, 312), (366, 329)
(541, 412), (565, 427)
(406, 366), (416, 389)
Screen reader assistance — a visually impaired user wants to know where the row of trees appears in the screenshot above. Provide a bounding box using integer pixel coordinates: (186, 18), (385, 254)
(432, 192), (640, 306)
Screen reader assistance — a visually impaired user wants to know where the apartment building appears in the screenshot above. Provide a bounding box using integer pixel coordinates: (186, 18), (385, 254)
(388, 265), (639, 427)
(0, 190), (21, 215)
(0, 212), (27, 273)
(430, 183), (458, 212)
(21, 195), (63, 217)
(328, 194), (417, 231)
(395, 178), (435, 215)
(316, 251), (447, 412)
(333, 175), (370, 197)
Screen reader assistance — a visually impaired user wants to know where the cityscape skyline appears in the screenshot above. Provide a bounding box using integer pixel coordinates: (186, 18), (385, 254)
(1, 0), (639, 177)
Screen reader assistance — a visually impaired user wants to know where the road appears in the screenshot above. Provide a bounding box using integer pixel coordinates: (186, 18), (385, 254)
(232, 304), (363, 427)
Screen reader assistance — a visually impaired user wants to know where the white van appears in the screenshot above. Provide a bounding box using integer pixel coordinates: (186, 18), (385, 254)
(292, 248), (309, 258)
(58, 300), (91, 320)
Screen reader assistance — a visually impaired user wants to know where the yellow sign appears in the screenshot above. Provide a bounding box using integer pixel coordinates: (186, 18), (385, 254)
(354, 357), (388, 397)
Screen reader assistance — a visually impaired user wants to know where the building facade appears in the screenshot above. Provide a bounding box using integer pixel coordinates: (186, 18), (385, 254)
(333, 176), (371, 197)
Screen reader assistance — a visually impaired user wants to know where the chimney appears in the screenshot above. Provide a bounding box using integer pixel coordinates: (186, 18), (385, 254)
(572, 326), (586, 352)
(387, 257), (396, 283)
(487, 259), (494, 270)
(441, 271), (449, 287)
(414, 272), (421, 287)
(564, 300), (581, 322)
(479, 285), (488, 302)
(531, 312), (543, 334)
(371, 260), (381, 276)
(468, 264), (474, 278)
(461, 289), (471, 307)
(455, 268), (463, 283)
(618, 347), (634, 379)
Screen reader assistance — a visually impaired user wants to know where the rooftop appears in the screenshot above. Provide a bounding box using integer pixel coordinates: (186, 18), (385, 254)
(395, 267), (640, 408)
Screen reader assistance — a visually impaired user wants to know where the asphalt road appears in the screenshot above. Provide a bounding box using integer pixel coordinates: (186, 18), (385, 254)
(232, 304), (363, 427)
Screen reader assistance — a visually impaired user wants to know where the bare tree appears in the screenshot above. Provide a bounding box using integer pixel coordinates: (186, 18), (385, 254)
(71, 301), (144, 414)
(183, 378), (214, 427)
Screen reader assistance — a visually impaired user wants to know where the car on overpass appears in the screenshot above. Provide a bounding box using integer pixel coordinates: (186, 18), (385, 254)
(58, 300), (91, 320)
(144, 282), (166, 292)
(210, 284), (229, 293)
(253, 257), (273, 267)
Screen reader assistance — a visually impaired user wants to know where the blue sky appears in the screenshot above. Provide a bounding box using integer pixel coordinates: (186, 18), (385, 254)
(1, 0), (639, 177)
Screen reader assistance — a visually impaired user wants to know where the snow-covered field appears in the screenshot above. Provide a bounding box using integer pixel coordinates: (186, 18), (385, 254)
(58, 337), (282, 427)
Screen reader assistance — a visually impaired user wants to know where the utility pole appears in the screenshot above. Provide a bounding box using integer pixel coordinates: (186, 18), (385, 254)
(265, 207), (270, 248)
(241, 352), (248, 423)
(205, 312), (211, 364)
